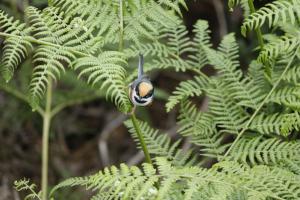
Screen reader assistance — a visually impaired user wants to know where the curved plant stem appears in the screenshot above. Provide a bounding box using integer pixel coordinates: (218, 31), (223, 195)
(119, 0), (124, 51)
(130, 113), (153, 164)
(41, 79), (52, 200)
(248, 0), (273, 79)
(248, 0), (264, 50)
(117, 0), (151, 165)
(51, 94), (102, 118)
(0, 84), (44, 116)
(223, 47), (299, 159)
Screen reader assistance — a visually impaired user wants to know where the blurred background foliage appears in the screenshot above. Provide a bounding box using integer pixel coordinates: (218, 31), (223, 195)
(0, 0), (270, 199)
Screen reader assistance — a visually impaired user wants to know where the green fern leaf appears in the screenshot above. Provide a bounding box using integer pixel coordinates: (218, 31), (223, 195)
(281, 65), (300, 84)
(188, 20), (212, 69)
(14, 179), (42, 200)
(51, 157), (300, 199)
(228, 0), (250, 16)
(241, 0), (300, 36)
(258, 35), (299, 64)
(205, 34), (264, 109)
(249, 112), (300, 136)
(178, 101), (228, 158)
(267, 87), (300, 109)
(0, 10), (33, 81)
(207, 79), (249, 135)
(124, 119), (198, 166)
(74, 51), (132, 113)
(166, 75), (209, 112)
(158, 0), (188, 16)
(230, 136), (300, 173)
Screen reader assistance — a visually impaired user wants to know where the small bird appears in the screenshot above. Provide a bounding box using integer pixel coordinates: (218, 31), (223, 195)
(129, 54), (154, 107)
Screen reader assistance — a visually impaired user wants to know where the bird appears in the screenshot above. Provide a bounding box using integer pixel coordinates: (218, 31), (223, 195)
(129, 54), (154, 108)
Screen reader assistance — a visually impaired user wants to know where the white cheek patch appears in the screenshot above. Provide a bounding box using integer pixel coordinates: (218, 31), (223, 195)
(131, 89), (153, 106)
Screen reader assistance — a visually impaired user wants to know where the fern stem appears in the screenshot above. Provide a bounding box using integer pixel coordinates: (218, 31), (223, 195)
(119, 0), (124, 51)
(130, 113), (153, 164)
(248, 0), (264, 50)
(117, 0), (151, 165)
(50, 94), (102, 118)
(41, 78), (52, 200)
(247, 0), (272, 91)
(0, 84), (44, 116)
(223, 47), (299, 159)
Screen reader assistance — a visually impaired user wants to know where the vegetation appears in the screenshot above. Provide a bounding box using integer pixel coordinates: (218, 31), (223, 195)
(0, 0), (300, 199)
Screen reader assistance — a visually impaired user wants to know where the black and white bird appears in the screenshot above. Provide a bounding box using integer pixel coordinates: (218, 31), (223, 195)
(129, 54), (154, 107)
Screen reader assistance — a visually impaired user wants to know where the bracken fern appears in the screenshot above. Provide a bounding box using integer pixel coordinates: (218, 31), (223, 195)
(2, 0), (300, 199)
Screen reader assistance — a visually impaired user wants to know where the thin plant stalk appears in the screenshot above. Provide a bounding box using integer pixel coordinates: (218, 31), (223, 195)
(223, 47), (299, 159)
(41, 79), (52, 200)
(248, 0), (272, 78)
(118, 0), (152, 164)
(119, 0), (124, 51)
(248, 0), (264, 50)
(130, 113), (153, 164)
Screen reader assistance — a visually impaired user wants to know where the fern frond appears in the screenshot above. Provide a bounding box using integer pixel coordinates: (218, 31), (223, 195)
(229, 136), (300, 173)
(161, 22), (193, 57)
(74, 51), (132, 113)
(207, 80), (249, 135)
(178, 101), (227, 158)
(29, 46), (75, 108)
(281, 65), (300, 84)
(228, 0), (249, 10)
(45, 8), (103, 54)
(126, 41), (170, 58)
(153, 56), (190, 72)
(188, 20), (212, 69)
(158, 0), (187, 16)
(127, 19), (196, 81)
(22, 5), (108, 109)
(0, 11), (33, 81)
(124, 119), (199, 166)
(214, 161), (300, 199)
(52, 0), (120, 44)
(249, 112), (300, 136)
(258, 35), (299, 64)
(148, 21), (194, 72)
(247, 60), (269, 91)
(267, 87), (300, 107)
(178, 101), (215, 138)
(205, 34), (264, 109)
(4, 7), (108, 110)
(52, 0), (179, 46)
(124, 1), (177, 44)
(52, 157), (300, 200)
(217, 33), (240, 64)
(228, 0), (242, 8)
(280, 112), (300, 135)
(14, 179), (42, 200)
(51, 162), (159, 200)
(228, 0), (250, 16)
(241, 0), (300, 36)
(166, 75), (209, 112)
(27, 6), (102, 53)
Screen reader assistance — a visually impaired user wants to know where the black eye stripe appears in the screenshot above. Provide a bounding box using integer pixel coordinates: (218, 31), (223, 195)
(134, 96), (147, 104)
(135, 84), (140, 95)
